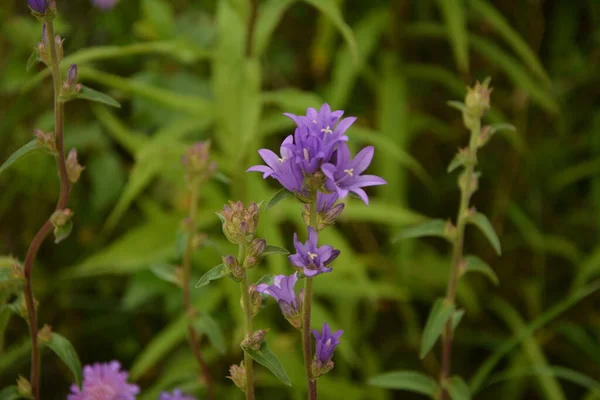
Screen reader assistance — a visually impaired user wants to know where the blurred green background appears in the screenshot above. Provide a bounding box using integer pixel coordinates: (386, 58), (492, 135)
(1, 0), (600, 399)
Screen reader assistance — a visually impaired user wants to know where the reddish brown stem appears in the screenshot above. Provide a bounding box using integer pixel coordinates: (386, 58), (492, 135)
(23, 20), (71, 400)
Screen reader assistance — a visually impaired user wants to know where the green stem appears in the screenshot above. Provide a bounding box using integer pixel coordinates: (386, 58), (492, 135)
(439, 119), (480, 399)
(239, 242), (255, 400)
(22, 20), (71, 400)
(182, 184), (214, 400)
(302, 193), (319, 400)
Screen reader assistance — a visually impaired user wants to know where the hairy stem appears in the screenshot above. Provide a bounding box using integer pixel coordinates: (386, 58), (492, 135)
(302, 194), (319, 400)
(239, 242), (255, 400)
(439, 119), (480, 399)
(182, 184), (214, 400)
(22, 21), (70, 400)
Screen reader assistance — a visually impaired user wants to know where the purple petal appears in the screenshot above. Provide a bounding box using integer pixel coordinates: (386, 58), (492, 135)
(351, 188), (370, 205)
(247, 165), (273, 178)
(351, 146), (375, 175)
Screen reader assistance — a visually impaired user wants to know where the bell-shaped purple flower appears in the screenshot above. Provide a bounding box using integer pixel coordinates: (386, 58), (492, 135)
(321, 144), (386, 205)
(289, 227), (340, 277)
(27, 0), (47, 13)
(312, 322), (343, 372)
(247, 135), (304, 193)
(257, 273), (303, 328)
(159, 389), (196, 400)
(283, 103), (355, 175)
(67, 361), (139, 400)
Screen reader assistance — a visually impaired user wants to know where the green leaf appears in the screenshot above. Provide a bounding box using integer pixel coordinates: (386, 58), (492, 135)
(193, 313), (226, 354)
(264, 189), (294, 211)
(368, 370), (439, 395)
(462, 255), (499, 285)
(150, 263), (180, 286)
(420, 298), (455, 359)
(46, 333), (83, 388)
(0, 140), (40, 177)
(262, 245), (290, 256)
(468, 0), (551, 85)
(195, 264), (227, 288)
(26, 48), (40, 72)
(436, 0), (469, 73)
(75, 85), (121, 108)
(302, 0), (358, 63)
(489, 123), (516, 135)
(53, 220), (73, 244)
(445, 376), (471, 400)
(0, 386), (23, 400)
(254, 0), (297, 56)
(393, 219), (449, 243)
(447, 100), (467, 113)
(452, 309), (465, 332)
(241, 340), (292, 386)
(466, 212), (501, 255)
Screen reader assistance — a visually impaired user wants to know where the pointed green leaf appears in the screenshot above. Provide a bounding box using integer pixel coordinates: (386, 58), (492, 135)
(462, 255), (499, 285)
(195, 264), (227, 288)
(150, 263), (180, 286)
(265, 188), (293, 211)
(46, 333), (83, 388)
(437, 0), (469, 73)
(262, 245), (290, 256)
(301, 0), (358, 63)
(447, 153), (464, 173)
(447, 100), (467, 113)
(393, 219), (449, 243)
(0, 140), (40, 177)
(466, 212), (501, 255)
(489, 123), (516, 135)
(0, 386), (23, 400)
(368, 370), (439, 395)
(444, 376), (471, 400)
(26, 49), (40, 72)
(242, 340), (292, 386)
(75, 85), (121, 108)
(452, 309), (465, 332)
(53, 220), (73, 244)
(420, 298), (456, 359)
(193, 314), (226, 354)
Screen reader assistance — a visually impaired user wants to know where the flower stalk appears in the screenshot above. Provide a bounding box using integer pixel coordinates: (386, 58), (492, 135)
(239, 242), (255, 400)
(302, 192), (319, 400)
(23, 19), (70, 400)
(182, 182), (214, 400)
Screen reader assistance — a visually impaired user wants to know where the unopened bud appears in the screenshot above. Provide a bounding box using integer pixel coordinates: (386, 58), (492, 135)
(311, 358), (335, 379)
(221, 201), (260, 244)
(37, 324), (53, 344)
(244, 238), (266, 269)
(321, 203), (345, 228)
(28, 0), (48, 14)
(66, 149), (85, 184)
(34, 129), (56, 153)
(247, 285), (262, 316)
(223, 255), (243, 282)
(242, 329), (269, 351)
(51, 208), (73, 228)
(54, 35), (64, 62)
(478, 125), (493, 148)
(227, 361), (246, 392)
(16, 376), (32, 398)
(182, 141), (216, 184)
(463, 78), (493, 129)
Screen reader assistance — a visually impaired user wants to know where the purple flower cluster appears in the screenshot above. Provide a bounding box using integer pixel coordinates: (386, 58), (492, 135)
(67, 361), (139, 400)
(248, 104), (386, 206)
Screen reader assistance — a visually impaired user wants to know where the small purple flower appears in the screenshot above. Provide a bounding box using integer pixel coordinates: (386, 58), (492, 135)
(257, 273), (301, 318)
(67, 361), (139, 400)
(247, 135), (304, 193)
(92, 0), (119, 10)
(312, 322), (343, 365)
(159, 389), (197, 400)
(27, 0), (47, 13)
(322, 144), (386, 205)
(289, 227), (340, 277)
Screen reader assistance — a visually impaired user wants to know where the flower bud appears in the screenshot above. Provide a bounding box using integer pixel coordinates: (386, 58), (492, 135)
(227, 361), (246, 392)
(16, 376), (32, 398)
(321, 203), (345, 228)
(66, 149), (85, 184)
(241, 329), (268, 351)
(182, 141), (216, 185)
(61, 64), (82, 97)
(50, 208), (73, 228)
(220, 201), (260, 244)
(311, 358), (335, 379)
(28, 0), (48, 14)
(244, 238), (266, 269)
(247, 284), (263, 316)
(223, 255), (243, 282)
(34, 129), (56, 153)
(463, 79), (493, 129)
(54, 35), (64, 63)
(478, 125), (493, 148)
(37, 324), (53, 344)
